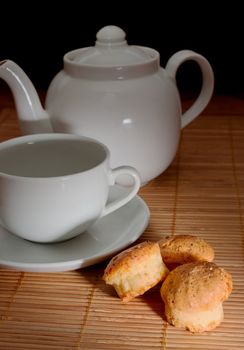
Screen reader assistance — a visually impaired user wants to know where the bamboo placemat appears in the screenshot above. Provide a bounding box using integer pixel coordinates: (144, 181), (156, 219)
(0, 97), (244, 349)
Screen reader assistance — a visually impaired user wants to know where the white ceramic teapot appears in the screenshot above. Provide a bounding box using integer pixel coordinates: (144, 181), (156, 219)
(0, 25), (214, 185)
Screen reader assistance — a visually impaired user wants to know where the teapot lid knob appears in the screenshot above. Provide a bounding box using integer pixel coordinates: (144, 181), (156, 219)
(96, 25), (127, 47)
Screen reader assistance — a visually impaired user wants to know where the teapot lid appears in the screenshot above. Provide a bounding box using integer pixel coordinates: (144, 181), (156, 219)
(69, 25), (155, 66)
(64, 26), (159, 79)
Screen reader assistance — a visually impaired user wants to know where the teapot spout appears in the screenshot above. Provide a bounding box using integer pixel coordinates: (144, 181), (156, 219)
(0, 60), (53, 134)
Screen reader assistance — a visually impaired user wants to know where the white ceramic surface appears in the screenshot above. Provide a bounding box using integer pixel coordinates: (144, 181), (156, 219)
(0, 25), (214, 185)
(0, 185), (150, 272)
(0, 133), (140, 243)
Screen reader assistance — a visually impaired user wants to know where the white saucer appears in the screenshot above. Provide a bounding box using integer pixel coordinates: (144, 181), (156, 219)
(0, 185), (150, 273)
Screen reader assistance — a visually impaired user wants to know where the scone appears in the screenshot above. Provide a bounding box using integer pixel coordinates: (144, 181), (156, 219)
(160, 261), (232, 333)
(103, 241), (169, 302)
(159, 234), (214, 266)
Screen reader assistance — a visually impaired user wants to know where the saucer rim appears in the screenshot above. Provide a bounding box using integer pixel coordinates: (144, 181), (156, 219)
(0, 187), (150, 272)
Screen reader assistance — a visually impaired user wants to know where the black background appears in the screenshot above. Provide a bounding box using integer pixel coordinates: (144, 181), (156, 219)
(1, 2), (243, 96)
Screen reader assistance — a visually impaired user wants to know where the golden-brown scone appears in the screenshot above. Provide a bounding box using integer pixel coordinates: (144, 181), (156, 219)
(158, 235), (214, 266)
(160, 261), (232, 333)
(103, 241), (169, 302)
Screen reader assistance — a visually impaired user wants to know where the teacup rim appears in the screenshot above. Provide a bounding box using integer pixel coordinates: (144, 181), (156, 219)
(0, 133), (110, 181)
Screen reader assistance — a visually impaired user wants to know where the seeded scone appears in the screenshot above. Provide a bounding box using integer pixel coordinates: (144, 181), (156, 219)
(103, 241), (169, 302)
(158, 234), (214, 266)
(160, 261), (232, 333)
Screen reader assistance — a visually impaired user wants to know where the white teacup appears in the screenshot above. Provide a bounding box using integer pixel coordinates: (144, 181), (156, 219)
(0, 133), (141, 243)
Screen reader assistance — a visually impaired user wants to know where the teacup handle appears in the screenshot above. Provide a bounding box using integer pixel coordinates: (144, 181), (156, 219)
(165, 50), (214, 128)
(101, 166), (141, 217)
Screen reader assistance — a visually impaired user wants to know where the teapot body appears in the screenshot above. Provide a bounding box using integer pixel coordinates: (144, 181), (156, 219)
(46, 67), (182, 185)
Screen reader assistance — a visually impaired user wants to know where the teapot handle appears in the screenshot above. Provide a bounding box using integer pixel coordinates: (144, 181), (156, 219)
(165, 50), (214, 129)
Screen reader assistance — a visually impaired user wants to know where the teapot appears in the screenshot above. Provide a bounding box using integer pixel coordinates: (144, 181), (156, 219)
(0, 25), (214, 185)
